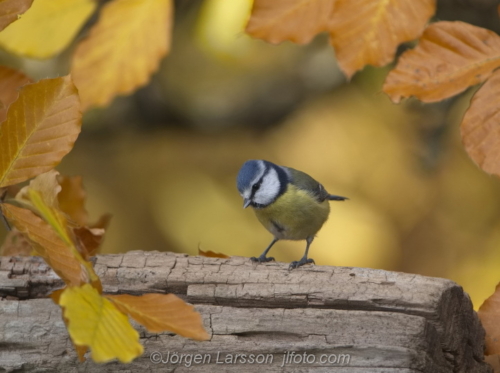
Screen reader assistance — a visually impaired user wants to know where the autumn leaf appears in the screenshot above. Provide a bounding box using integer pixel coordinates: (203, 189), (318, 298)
(27, 189), (101, 290)
(0, 0), (96, 59)
(59, 284), (144, 363)
(329, 0), (435, 78)
(198, 248), (230, 259)
(1, 203), (86, 286)
(246, 0), (336, 44)
(15, 170), (62, 210)
(71, 0), (173, 111)
(478, 282), (500, 354)
(461, 69), (500, 177)
(383, 21), (500, 103)
(0, 76), (81, 188)
(0, 0), (33, 32)
(107, 293), (210, 341)
(48, 287), (90, 362)
(57, 175), (88, 226)
(73, 214), (111, 259)
(0, 66), (32, 123)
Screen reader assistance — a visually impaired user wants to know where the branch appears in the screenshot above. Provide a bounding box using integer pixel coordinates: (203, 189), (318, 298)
(0, 251), (493, 372)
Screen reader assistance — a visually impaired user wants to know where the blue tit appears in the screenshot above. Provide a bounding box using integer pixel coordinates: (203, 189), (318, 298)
(236, 159), (348, 270)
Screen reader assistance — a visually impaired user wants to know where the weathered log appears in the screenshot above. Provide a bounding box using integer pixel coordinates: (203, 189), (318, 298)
(0, 251), (493, 372)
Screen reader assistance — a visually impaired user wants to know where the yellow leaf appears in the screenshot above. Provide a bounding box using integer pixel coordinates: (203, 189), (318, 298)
(0, 66), (32, 123)
(72, 0), (172, 111)
(1, 203), (86, 286)
(27, 189), (101, 291)
(0, 0), (33, 32)
(478, 282), (500, 355)
(60, 284), (143, 363)
(329, 0), (435, 78)
(0, 75), (81, 187)
(16, 170), (62, 211)
(198, 248), (230, 259)
(107, 293), (210, 341)
(461, 69), (500, 177)
(50, 287), (90, 362)
(383, 21), (500, 103)
(246, 0), (335, 44)
(0, 0), (96, 59)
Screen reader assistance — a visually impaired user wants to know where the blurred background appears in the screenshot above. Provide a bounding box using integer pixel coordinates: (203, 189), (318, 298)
(1, 0), (500, 308)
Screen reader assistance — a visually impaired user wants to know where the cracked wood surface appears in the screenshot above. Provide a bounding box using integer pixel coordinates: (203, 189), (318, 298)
(0, 251), (493, 372)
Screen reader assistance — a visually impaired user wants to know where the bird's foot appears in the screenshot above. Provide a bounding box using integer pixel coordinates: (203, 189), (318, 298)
(251, 255), (275, 263)
(289, 257), (315, 270)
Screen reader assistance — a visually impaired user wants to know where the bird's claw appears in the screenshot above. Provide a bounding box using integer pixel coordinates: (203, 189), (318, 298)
(289, 257), (315, 270)
(251, 255), (275, 263)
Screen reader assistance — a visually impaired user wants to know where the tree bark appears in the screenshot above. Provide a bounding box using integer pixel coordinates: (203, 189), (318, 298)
(0, 251), (493, 372)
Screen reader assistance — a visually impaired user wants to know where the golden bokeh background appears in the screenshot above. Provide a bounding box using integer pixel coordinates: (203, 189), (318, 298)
(2, 0), (500, 309)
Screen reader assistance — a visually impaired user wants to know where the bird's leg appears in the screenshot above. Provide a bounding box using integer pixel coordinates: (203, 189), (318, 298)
(289, 236), (315, 270)
(251, 238), (278, 263)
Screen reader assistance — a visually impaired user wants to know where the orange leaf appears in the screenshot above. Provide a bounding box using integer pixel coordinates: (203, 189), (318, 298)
(198, 248), (230, 259)
(0, 0), (33, 32)
(107, 293), (210, 341)
(383, 21), (500, 103)
(246, 0), (335, 44)
(0, 75), (81, 187)
(0, 66), (32, 123)
(461, 69), (500, 177)
(71, 0), (173, 111)
(1, 203), (86, 286)
(478, 282), (500, 355)
(57, 175), (88, 226)
(329, 0), (435, 78)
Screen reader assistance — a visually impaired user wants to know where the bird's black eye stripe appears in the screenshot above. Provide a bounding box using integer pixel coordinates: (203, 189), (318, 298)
(250, 179), (263, 198)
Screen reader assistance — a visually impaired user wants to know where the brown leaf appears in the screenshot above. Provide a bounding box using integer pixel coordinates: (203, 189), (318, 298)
(198, 248), (230, 259)
(461, 69), (500, 176)
(246, 0), (336, 44)
(0, 75), (81, 187)
(383, 21), (500, 103)
(74, 224), (107, 259)
(71, 0), (173, 111)
(478, 282), (500, 355)
(1, 203), (85, 286)
(0, 228), (33, 256)
(57, 175), (88, 226)
(0, 66), (32, 122)
(107, 293), (210, 341)
(0, 0), (33, 32)
(329, 0), (435, 78)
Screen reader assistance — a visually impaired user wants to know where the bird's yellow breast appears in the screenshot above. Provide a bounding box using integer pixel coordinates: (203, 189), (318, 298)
(253, 184), (330, 240)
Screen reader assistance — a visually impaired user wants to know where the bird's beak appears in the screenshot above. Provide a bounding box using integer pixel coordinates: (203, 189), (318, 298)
(243, 198), (251, 208)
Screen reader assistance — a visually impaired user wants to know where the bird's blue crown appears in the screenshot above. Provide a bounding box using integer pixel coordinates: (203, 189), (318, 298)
(237, 160), (263, 193)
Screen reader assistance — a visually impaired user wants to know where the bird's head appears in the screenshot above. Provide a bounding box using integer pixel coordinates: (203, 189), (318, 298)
(237, 160), (287, 208)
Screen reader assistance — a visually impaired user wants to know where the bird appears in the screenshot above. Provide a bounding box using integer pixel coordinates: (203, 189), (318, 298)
(236, 160), (348, 270)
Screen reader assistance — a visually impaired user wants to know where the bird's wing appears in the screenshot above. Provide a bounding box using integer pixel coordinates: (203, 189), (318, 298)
(285, 167), (330, 202)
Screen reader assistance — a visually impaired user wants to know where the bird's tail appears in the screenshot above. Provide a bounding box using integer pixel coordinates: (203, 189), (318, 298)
(328, 194), (348, 201)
